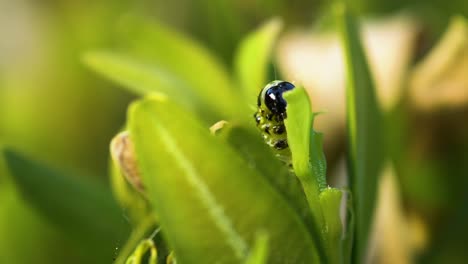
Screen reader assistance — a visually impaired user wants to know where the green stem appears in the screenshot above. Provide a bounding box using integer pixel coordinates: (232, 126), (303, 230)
(115, 216), (158, 264)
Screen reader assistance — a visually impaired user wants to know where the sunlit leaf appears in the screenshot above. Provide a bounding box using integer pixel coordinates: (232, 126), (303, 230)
(128, 97), (320, 263)
(283, 86), (328, 261)
(283, 86), (325, 210)
(320, 188), (344, 264)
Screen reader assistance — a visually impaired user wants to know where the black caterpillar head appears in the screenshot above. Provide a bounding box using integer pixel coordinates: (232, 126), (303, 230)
(257, 80), (295, 121)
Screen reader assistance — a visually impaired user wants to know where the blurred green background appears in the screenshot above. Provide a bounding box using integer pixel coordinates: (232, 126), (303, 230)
(1, 0), (467, 263)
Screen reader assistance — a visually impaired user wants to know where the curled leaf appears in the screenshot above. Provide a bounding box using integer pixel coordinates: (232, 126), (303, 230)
(111, 131), (145, 193)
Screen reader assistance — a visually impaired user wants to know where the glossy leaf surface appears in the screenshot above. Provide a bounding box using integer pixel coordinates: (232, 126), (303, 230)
(128, 97), (320, 263)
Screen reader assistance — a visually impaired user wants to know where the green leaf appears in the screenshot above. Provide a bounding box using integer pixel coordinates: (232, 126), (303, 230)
(109, 156), (150, 224)
(283, 86), (324, 225)
(83, 52), (190, 99)
(191, 0), (245, 63)
(244, 232), (269, 264)
(116, 16), (242, 120)
(342, 192), (355, 264)
(310, 130), (328, 191)
(234, 19), (283, 105)
(3, 149), (130, 259)
(215, 123), (319, 241)
(128, 97), (320, 263)
(83, 52), (220, 123)
(283, 87), (314, 180)
(125, 238), (158, 264)
(114, 217), (158, 264)
(320, 188), (344, 264)
(283, 86), (332, 262)
(335, 3), (385, 262)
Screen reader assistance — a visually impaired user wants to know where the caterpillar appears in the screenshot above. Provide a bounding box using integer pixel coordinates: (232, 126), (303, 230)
(254, 80), (295, 165)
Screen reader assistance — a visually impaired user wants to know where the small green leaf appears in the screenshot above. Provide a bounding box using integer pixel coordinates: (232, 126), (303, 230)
(115, 217), (158, 264)
(129, 97), (320, 263)
(320, 188), (344, 264)
(310, 130), (328, 191)
(3, 149), (130, 259)
(283, 87), (313, 178)
(283, 86), (333, 262)
(283, 86), (324, 227)
(244, 232), (269, 264)
(234, 19), (283, 105)
(126, 238), (158, 264)
(335, 3), (385, 262)
(116, 16), (242, 120)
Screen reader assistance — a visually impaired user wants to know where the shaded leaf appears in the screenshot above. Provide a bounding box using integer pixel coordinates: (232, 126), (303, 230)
(310, 130), (327, 191)
(83, 52), (219, 122)
(343, 191), (355, 264)
(234, 19), (283, 106)
(114, 217), (158, 264)
(191, 0), (245, 63)
(126, 238), (157, 264)
(116, 16), (242, 120)
(83, 52), (185, 98)
(3, 149), (130, 260)
(335, 3), (385, 262)
(129, 97), (320, 263)
(216, 123), (318, 241)
(109, 156), (150, 224)
(410, 15), (468, 110)
(244, 233), (269, 264)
